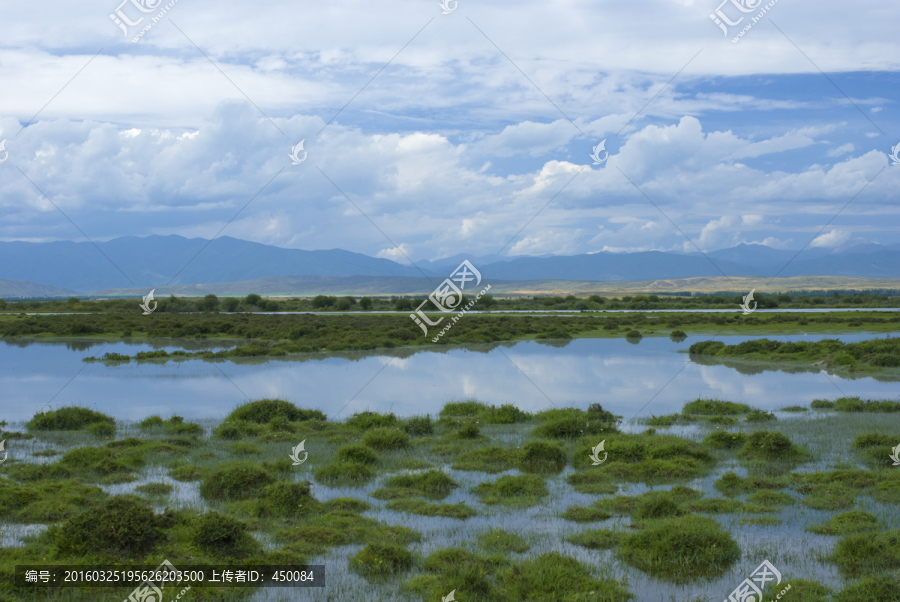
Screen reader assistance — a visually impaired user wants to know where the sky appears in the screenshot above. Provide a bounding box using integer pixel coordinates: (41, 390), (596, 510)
(0, 0), (898, 264)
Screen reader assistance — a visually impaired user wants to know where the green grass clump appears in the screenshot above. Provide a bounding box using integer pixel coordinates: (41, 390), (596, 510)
(625, 329), (641, 338)
(169, 464), (203, 481)
(578, 433), (715, 483)
(226, 442), (261, 455)
(477, 528), (530, 554)
(138, 415), (203, 436)
(808, 511), (879, 536)
(519, 440), (567, 473)
(59, 445), (145, 478)
(830, 529), (900, 577)
(313, 462), (375, 486)
(835, 396), (900, 412)
(402, 415), (433, 435)
(51, 496), (168, 558)
(225, 399), (326, 423)
(714, 472), (787, 496)
(835, 575), (900, 602)
(375, 470), (458, 500)
(134, 483), (173, 497)
(560, 506), (613, 523)
(386, 499), (476, 519)
(472, 474), (548, 508)
(645, 414), (679, 426)
(337, 444), (380, 465)
(746, 409), (776, 422)
(632, 493), (684, 520)
(349, 542), (414, 580)
(703, 431), (747, 449)
(532, 413), (617, 440)
(566, 470), (618, 495)
(0, 479), (108, 522)
(213, 420), (264, 439)
(708, 415), (738, 425)
(682, 399), (751, 415)
(781, 405), (808, 412)
(347, 411), (397, 430)
(255, 481), (319, 517)
(565, 529), (622, 550)
(739, 430), (807, 461)
(852, 431), (898, 466)
(618, 515), (740, 582)
(670, 329), (687, 338)
(87, 422), (115, 436)
(495, 552), (633, 602)
(745, 490), (795, 510)
(199, 461), (275, 500)
(27, 406), (115, 431)
(363, 427), (410, 450)
(193, 511), (260, 558)
(811, 399), (835, 409)
(325, 497), (371, 513)
(452, 446), (521, 473)
(683, 498), (747, 514)
(440, 400), (489, 417)
(280, 511), (420, 553)
(404, 547), (503, 601)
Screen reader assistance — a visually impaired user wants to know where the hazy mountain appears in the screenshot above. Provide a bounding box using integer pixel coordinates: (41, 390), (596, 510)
(1, 235), (898, 296)
(0, 279), (78, 299)
(0, 235), (437, 293)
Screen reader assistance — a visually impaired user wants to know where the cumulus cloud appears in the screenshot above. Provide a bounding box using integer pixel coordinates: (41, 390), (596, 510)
(810, 229), (851, 248)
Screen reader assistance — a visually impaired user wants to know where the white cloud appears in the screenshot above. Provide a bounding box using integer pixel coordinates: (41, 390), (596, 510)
(810, 229), (851, 248)
(376, 243), (413, 261)
(827, 143), (854, 157)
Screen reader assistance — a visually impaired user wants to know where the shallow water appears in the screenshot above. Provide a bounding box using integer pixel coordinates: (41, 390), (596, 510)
(1, 333), (897, 426)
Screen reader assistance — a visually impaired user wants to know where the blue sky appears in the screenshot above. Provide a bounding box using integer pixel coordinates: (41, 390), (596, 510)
(0, 0), (897, 263)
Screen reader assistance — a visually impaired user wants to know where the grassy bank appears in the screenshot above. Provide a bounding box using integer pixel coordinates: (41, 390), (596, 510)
(1, 310), (897, 361)
(3, 398), (900, 601)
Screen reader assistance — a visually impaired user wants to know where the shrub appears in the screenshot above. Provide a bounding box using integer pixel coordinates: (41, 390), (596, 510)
(688, 340), (725, 355)
(831, 353), (858, 366)
(532, 414), (615, 439)
(670, 329), (687, 338)
(349, 543), (414, 579)
(193, 512), (258, 557)
(619, 515), (740, 582)
(363, 427), (410, 450)
(225, 399), (325, 424)
(440, 400), (489, 417)
(87, 422), (116, 436)
(28, 407), (115, 431)
(519, 441), (567, 473)
(53, 496), (166, 558)
(337, 444), (379, 465)
(200, 462), (275, 500)
(625, 329), (642, 338)
(455, 422), (481, 439)
(381, 470), (458, 500)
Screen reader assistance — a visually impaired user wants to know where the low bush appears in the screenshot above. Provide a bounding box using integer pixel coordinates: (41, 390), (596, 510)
(52, 496), (167, 558)
(519, 441), (567, 473)
(225, 399), (325, 424)
(199, 462), (275, 500)
(193, 511), (259, 557)
(682, 399), (751, 415)
(337, 444), (380, 465)
(349, 543), (414, 579)
(28, 407), (115, 431)
(363, 427), (410, 450)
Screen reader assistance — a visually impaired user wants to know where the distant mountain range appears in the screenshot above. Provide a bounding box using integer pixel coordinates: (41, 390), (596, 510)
(0, 235), (898, 295)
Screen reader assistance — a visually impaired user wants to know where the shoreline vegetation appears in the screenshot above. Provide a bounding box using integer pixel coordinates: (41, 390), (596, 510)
(2, 290), (900, 314)
(0, 305), (896, 360)
(3, 397), (900, 601)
